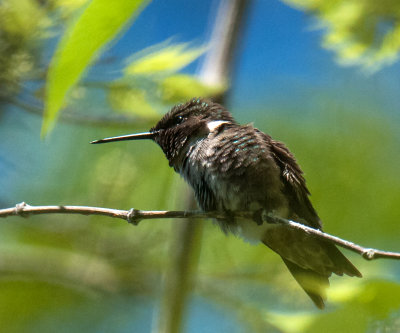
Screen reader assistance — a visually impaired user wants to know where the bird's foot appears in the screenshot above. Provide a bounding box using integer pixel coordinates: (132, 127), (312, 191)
(252, 209), (265, 225)
(223, 209), (235, 224)
(252, 209), (281, 225)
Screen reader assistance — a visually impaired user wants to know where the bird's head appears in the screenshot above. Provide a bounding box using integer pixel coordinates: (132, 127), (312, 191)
(91, 98), (236, 165)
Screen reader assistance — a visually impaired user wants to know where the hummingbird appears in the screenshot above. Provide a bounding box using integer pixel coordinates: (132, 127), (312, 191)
(91, 97), (361, 308)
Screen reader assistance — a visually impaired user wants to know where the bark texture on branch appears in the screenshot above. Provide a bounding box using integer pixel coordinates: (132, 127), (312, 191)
(2, 202), (399, 261)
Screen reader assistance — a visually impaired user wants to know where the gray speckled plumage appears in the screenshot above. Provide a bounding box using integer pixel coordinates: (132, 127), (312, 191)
(103, 97), (362, 309)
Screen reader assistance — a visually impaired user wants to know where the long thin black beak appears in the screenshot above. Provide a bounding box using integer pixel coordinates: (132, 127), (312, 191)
(90, 131), (156, 144)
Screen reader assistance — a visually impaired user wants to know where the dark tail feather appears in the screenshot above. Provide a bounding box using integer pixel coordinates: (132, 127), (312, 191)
(325, 243), (362, 278)
(262, 228), (361, 308)
(282, 257), (329, 309)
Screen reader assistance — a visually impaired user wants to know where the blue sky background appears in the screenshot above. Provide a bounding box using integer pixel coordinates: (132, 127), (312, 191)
(105, 0), (400, 122)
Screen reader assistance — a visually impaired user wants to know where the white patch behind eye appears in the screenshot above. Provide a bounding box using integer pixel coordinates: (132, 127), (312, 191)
(207, 120), (229, 132)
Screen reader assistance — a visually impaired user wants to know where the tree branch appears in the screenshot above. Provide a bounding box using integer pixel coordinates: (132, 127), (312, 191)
(6, 97), (156, 128)
(1, 202), (399, 261)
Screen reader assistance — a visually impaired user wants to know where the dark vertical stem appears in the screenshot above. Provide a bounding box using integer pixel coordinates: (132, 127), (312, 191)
(157, 197), (202, 333)
(200, 0), (250, 103)
(157, 1), (251, 332)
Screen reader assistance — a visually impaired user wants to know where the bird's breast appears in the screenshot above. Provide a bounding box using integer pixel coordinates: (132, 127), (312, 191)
(177, 131), (290, 241)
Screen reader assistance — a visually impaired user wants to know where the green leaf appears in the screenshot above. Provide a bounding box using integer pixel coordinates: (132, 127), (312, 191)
(42, 0), (149, 136)
(125, 43), (207, 75)
(159, 74), (226, 103)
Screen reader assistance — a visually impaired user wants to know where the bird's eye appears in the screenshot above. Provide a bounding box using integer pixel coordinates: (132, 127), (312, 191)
(174, 115), (184, 125)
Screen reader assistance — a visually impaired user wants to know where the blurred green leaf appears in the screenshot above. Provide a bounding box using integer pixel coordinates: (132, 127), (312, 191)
(43, 0), (148, 136)
(159, 74), (225, 104)
(282, 0), (400, 71)
(267, 274), (400, 332)
(52, 0), (91, 18)
(124, 43), (206, 75)
(0, 243), (119, 291)
(107, 81), (160, 118)
(0, 0), (47, 36)
(0, 279), (89, 332)
(0, 0), (46, 97)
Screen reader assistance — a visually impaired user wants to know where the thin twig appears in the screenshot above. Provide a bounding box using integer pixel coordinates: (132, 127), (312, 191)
(6, 97), (156, 128)
(1, 202), (399, 261)
(264, 214), (400, 261)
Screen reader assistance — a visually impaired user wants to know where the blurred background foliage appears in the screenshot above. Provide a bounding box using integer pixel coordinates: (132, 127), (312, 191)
(1, 0), (400, 332)
(283, 0), (400, 71)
